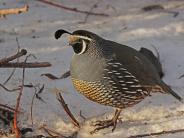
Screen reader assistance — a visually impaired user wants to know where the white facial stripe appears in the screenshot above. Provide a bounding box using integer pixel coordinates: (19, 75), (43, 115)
(72, 35), (92, 41)
(81, 40), (87, 54)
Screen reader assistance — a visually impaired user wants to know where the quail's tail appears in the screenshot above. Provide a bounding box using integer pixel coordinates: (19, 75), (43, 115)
(161, 81), (183, 103)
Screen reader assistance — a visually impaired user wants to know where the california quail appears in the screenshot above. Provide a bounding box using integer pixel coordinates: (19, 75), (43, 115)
(55, 29), (183, 132)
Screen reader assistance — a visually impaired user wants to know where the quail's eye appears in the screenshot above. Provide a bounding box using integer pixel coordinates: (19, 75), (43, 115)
(72, 40), (88, 55)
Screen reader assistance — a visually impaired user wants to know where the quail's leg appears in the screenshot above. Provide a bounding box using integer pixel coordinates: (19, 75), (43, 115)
(91, 109), (121, 134)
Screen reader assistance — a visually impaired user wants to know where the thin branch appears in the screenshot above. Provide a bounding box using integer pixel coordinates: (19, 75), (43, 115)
(30, 84), (45, 126)
(23, 135), (46, 138)
(14, 85), (23, 138)
(35, 85), (45, 103)
(0, 83), (20, 92)
(59, 71), (70, 79)
(57, 93), (80, 128)
(40, 125), (62, 137)
(178, 74), (184, 79)
(0, 49), (27, 64)
(41, 70), (70, 80)
(23, 84), (35, 88)
(41, 73), (60, 80)
(79, 110), (86, 121)
(0, 62), (51, 68)
(37, 0), (109, 17)
(0, 4), (29, 18)
(40, 125), (77, 138)
(0, 103), (17, 113)
(14, 55), (30, 138)
(80, 0), (100, 23)
(142, 4), (179, 17)
(127, 128), (184, 138)
(3, 39), (21, 85)
(0, 46), (51, 68)
(16, 37), (21, 50)
(3, 68), (16, 85)
(30, 85), (38, 126)
(142, 4), (164, 11)
(0, 115), (9, 125)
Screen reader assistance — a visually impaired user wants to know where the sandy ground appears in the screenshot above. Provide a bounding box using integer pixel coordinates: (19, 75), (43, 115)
(1, 0), (184, 137)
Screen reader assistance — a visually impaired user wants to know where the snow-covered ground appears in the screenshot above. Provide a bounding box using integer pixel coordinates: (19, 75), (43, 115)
(1, 0), (184, 137)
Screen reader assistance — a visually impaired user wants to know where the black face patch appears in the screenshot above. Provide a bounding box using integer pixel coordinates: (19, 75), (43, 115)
(72, 42), (83, 54)
(71, 39), (90, 55)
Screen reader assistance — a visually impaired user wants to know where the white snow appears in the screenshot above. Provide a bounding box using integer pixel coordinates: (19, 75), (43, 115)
(0, 0), (184, 138)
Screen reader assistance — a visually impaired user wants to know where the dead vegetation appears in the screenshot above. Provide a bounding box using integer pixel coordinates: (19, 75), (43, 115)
(0, 4), (28, 18)
(0, 39), (77, 137)
(1, 1), (184, 138)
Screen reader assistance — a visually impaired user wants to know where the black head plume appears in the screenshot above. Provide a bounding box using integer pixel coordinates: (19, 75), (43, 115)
(55, 29), (71, 39)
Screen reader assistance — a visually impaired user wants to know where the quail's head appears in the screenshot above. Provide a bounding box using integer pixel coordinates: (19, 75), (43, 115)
(55, 29), (109, 81)
(55, 30), (109, 57)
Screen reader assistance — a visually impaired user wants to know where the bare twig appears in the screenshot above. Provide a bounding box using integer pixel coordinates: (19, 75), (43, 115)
(0, 45), (51, 68)
(3, 68), (16, 85)
(41, 125), (60, 137)
(23, 135), (46, 138)
(127, 128), (184, 138)
(23, 84), (35, 88)
(3, 38), (21, 85)
(0, 115), (10, 125)
(142, 4), (164, 11)
(35, 85), (45, 103)
(41, 70), (70, 80)
(40, 124), (73, 138)
(0, 49), (27, 64)
(30, 84), (38, 126)
(37, 0), (109, 17)
(142, 4), (179, 17)
(59, 71), (70, 79)
(79, 110), (86, 121)
(26, 83), (45, 126)
(178, 74), (184, 79)
(0, 103), (17, 113)
(41, 73), (59, 80)
(14, 55), (30, 138)
(16, 37), (21, 50)
(14, 87), (22, 137)
(3, 37), (20, 85)
(0, 4), (29, 18)
(81, 0), (100, 23)
(0, 62), (51, 68)
(0, 83), (20, 92)
(57, 93), (80, 128)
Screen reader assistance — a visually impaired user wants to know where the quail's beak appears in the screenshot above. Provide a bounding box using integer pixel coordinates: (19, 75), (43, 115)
(68, 35), (81, 46)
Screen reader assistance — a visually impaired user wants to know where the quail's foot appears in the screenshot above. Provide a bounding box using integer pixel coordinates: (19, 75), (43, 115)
(90, 109), (121, 134)
(90, 119), (117, 134)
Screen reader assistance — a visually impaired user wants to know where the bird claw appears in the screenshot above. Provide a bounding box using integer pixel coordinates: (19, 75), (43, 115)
(90, 119), (116, 134)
